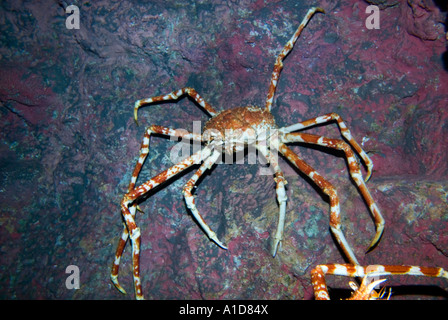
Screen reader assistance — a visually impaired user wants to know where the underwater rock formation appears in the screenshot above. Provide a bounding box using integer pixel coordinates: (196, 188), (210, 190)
(0, 0), (447, 299)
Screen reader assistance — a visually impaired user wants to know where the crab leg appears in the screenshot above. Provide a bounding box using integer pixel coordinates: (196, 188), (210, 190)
(282, 132), (384, 252)
(278, 143), (359, 265)
(134, 87), (218, 125)
(311, 264), (448, 300)
(114, 143), (213, 299)
(111, 127), (153, 296)
(183, 149), (227, 249)
(265, 7), (324, 112)
(129, 125), (202, 191)
(282, 113), (374, 181)
(110, 206), (137, 295)
(256, 144), (288, 257)
(111, 125), (204, 296)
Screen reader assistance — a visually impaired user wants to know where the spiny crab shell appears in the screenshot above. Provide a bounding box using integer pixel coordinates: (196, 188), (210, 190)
(202, 106), (279, 153)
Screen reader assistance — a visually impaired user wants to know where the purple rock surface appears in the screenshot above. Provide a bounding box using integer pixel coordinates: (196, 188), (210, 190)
(0, 0), (447, 300)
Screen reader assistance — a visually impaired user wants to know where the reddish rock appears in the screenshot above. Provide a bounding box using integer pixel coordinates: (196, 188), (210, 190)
(0, 0), (447, 301)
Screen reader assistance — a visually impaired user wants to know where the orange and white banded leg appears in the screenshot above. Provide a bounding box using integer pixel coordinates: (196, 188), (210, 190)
(111, 205), (137, 295)
(265, 7), (325, 112)
(183, 149), (227, 249)
(278, 143), (359, 265)
(256, 145), (288, 257)
(311, 264), (448, 300)
(125, 124), (203, 197)
(283, 132), (384, 251)
(111, 125), (204, 295)
(282, 113), (373, 181)
(134, 87), (218, 125)
(114, 146), (213, 299)
(111, 126), (154, 295)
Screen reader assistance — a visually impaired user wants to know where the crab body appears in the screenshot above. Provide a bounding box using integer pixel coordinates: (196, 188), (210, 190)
(203, 106), (279, 153)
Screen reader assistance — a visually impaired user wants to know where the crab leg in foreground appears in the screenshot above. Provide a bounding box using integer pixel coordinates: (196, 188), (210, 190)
(311, 264), (448, 300)
(111, 7), (385, 299)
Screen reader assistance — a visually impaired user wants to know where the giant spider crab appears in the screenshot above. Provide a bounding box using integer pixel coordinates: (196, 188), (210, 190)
(111, 7), (385, 299)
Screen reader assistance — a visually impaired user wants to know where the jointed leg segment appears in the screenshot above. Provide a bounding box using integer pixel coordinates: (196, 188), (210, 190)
(256, 144), (288, 257)
(283, 113), (373, 181)
(112, 87), (220, 299)
(283, 132), (384, 251)
(266, 7), (325, 112)
(111, 118), (216, 299)
(115, 145), (213, 299)
(134, 87), (218, 125)
(278, 143), (359, 265)
(183, 149), (227, 249)
(111, 125), (204, 294)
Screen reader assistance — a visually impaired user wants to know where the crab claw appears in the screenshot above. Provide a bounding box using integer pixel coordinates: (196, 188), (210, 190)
(110, 274), (127, 295)
(271, 239), (282, 257)
(210, 234), (228, 250)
